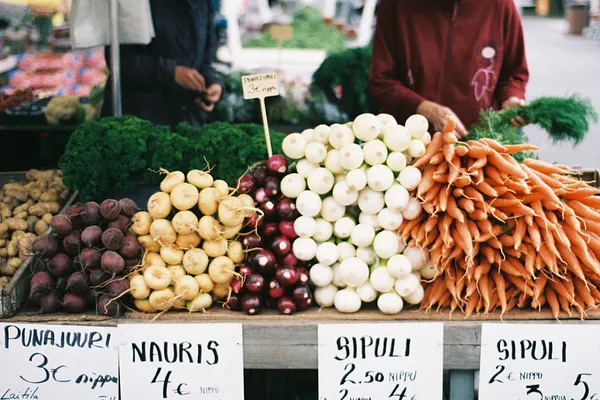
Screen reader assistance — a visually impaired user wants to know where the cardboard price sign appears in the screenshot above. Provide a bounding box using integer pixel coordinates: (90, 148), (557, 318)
(0, 323), (119, 400)
(318, 323), (444, 400)
(269, 25), (293, 42)
(119, 323), (244, 400)
(241, 72), (280, 158)
(479, 323), (600, 400)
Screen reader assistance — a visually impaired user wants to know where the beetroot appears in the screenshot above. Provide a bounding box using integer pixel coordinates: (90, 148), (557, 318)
(30, 271), (53, 297)
(125, 257), (141, 268)
(100, 199), (121, 220)
(268, 279), (284, 299)
(267, 154), (288, 176)
(253, 187), (269, 204)
(250, 250), (276, 275)
(279, 221), (298, 239)
(66, 271), (90, 294)
(242, 233), (262, 250)
(237, 174), (256, 194)
(63, 292), (88, 313)
(64, 204), (83, 230)
(97, 294), (121, 316)
(118, 198), (138, 217)
(244, 212), (264, 231)
(245, 274), (265, 293)
(81, 202), (102, 226)
(276, 199), (299, 221)
(90, 269), (112, 286)
(81, 226), (102, 247)
(293, 284), (312, 303)
(102, 228), (124, 251)
(261, 222), (279, 238)
(277, 297), (297, 315)
(226, 294), (242, 311)
(271, 236), (292, 258)
(259, 200), (278, 221)
(118, 236), (142, 259)
(105, 278), (130, 297)
(282, 253), (299, 267)
(231, 278), (244, 294)
(241, 294), (262, 315)
(50, 214), (73, 237)
(54, 277), (68, 297)
(263, 177), (280, 197)
(108, 215), (130, 235)
(63, 232), (82, 257)
(47, 253), (73, 277)
(80, 247), (102, 269)
(275, 266), (298, 287)
(39, 293), (61, 314)
(295, 267), (310, 285)
(32, 235), (58, 258)
(238, 264), (253, 277)
(101, 251), (125, 274)
(253, 166), (268, 183)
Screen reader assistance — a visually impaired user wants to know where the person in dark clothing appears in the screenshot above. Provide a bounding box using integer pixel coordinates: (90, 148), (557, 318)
(369, 0), (529, 138)
(102, 0), (223, 128)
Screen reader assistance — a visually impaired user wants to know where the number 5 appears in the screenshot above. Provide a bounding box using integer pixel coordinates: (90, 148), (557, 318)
(573, 373), (592, 400)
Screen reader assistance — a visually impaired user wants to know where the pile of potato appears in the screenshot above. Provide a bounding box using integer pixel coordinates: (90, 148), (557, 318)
(0, 170), (71, 287)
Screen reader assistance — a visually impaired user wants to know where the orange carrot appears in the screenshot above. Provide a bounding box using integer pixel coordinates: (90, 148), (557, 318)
(447, 196), (465, 222)
(504, 144), (541, 154)
(454, 174), (472, 188)
(527, 222), (542, 251)
(468, 156), (488, 172)
(443, 118), (456, 134)
(522, 158), (569, 175)
(559, 187), (599, 200)
(479, 138), (508, 152)
(474, 180), (499, 197)
(442, 143), (455, 163)
(545, 285), (560, 319)
(513, 218), (527, 250)
(412, 132), (443, 168)
(470, 209), (488, 221)
(487, 151), (527, 179)
(568, 200), (600, 222)
(439, 185), (450, 212)
(455, 145), (468, 157)
(522, 192), (546, 204)
(443, 131), (458, 144)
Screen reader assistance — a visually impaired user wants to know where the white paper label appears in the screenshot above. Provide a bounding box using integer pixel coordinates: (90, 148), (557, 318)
(0, 322), (119, 400)
(119, 323), (244, 400)
(480, 323), (600, 400)
(241, 73), (279, 100)
(318, 323), (444, 400)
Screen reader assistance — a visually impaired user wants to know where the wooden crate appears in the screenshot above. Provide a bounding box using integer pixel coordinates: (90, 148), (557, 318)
(571, 168), (600, 188)
(0, 172), (78, 317)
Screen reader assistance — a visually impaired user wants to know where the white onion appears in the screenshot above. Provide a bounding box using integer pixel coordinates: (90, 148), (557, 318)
(350, 224), (376, 248)
(421, 132), (432, 145)
(358, 212), (381, 231)
(397, 234), (407, 253)
(401, 197), (422, 220)
(301, 128), (315, 142)
(387, 254), (413, 278)
(334, 217), (356, 239)
(280, 173), (306, 198)
(408, 139), (426, 158)
(356, 282), (378, 303)
(353, 113), (381, 142)
(404, 285), (425, 305)
(377, 292), (404, 314)
(397, 166), (422, 191)
(386, 152), (407, 172)
(339, 257), (370, 287)
(310, 263), (334, 287)
(329, 124), (355, 149)
(420, 262), (437, 280)
(358, 188), (385, 214)
(345, 169), (367, 192)
(370, 267), (395, 293)
(296, 191), (322, 217)
(367, 165), (394, 192)
(334, 288), (362, 313)
(377, 113), (397, 128)
(363, 140), (388, 166)
(313, 124), (331, 144)
(332, 263), (346, 288)
(377, 208), (404, 231)
(384, 184), (410, 211)
(307, 168), (335, 195)
(403, 246), (429, 270)
(313, 218), (334, 242)
(316, 242), (339, 266)
(394, 274), (421, 297)
(333, 181), (359, 206)
(320, 197), (346, 222)
(294, 216), (317, 238)
(292, 237), (318, 261)
(305, 142), (328, 164)
(296, 159), (318, 178)
(337, 242), (356, 261)
(324, 149), (344, 175)
(383, 125), (411, 152)
(405, 114), (429, 138)
(373, 230), (400, 259)
(282, 133), (307, 159)
(315, 284), (338, 307)
(355, 247), (377, 265)
(339, 143), (364, 170)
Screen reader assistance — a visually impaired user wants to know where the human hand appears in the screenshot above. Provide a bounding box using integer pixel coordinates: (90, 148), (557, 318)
(174, 66), (206, 92)
(416, 100), (468, 138)
(502, 96), (527, 128)
(196, 84), (222, 113)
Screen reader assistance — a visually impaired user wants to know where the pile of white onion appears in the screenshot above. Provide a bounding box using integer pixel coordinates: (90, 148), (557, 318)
(281, 113), (433, 314)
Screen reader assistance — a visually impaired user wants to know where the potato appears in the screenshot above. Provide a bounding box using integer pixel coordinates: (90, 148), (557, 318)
(59, 189), (71, 202)
(5, 218), (28, 231)
(13, 212), (28, 220)
(42, 213), (53, 224)
(29, 188), (42, 201)
(43, 202), (60, 214)
(40, 190), (58, 202)
(0, 239), (5, 247)
(18, 233), (35, 261)
(26, 216), (38, 232)
(0, 248), (7, 258)
(11, 230), (25, 241)
(5, 190), (28, 202)
(34, 220), (49, 236)
(0, 276), (9, 285)
(0, 207), (10, 220)
(28, 204), (46, 217)
(2, 183), (23, 192)
(0, 223), (8, 235)
(13, 203), (31, 215)
(7, 257), (22, 271)
(7, 240), (18, 257)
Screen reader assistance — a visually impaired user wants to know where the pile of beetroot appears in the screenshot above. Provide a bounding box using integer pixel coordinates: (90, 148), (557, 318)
(29, 199), (141, 315)
(228, 155), (313, 315)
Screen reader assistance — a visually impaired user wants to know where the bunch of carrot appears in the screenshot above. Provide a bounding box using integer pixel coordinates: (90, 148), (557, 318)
(401, 120), (600, 318)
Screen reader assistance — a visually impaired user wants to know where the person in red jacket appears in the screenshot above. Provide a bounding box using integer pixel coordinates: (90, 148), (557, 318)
(369, 0), (529, 137)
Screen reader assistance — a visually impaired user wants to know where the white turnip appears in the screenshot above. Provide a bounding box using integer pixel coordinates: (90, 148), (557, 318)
(148, 192), (172, 219)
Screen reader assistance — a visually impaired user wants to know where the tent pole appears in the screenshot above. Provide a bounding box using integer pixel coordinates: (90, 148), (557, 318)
(110, 0), (122, 116)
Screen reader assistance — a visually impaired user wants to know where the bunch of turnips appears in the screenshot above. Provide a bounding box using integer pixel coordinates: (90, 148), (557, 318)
(281, 113), (435, 314)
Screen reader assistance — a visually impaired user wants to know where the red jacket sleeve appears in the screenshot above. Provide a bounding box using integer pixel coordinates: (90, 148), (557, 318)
(495, 1), (529, 104)
(369, 0), (425, 121)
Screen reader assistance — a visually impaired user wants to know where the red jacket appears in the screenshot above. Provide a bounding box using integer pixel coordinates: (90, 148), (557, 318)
(369, 0), (529, 129)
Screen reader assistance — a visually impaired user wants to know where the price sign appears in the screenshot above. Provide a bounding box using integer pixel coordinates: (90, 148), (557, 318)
(479, 323), (600, 400)
(119, 323), (244, 400)
(0, 323), (119, 400)
(318, 323), (444, 400)
(269, 25), (293, 42)
(241, 72), (280, 158)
